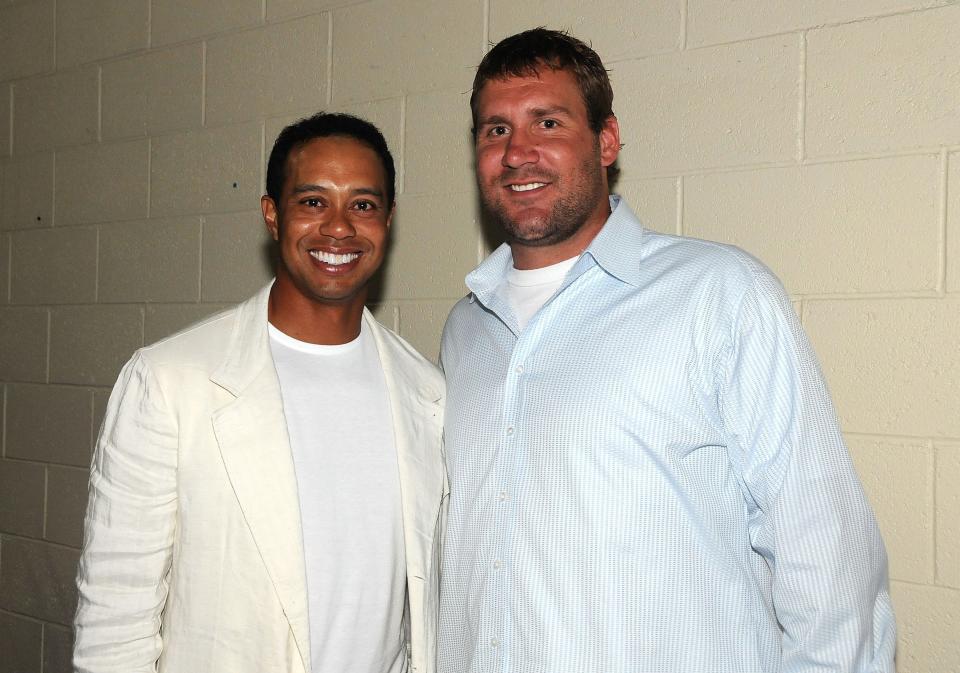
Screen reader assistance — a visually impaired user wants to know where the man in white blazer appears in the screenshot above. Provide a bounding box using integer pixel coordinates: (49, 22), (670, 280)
(74, 113), (446, 673)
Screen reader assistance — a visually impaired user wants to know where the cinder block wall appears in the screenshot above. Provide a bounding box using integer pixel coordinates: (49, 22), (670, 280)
(0, 1), (957, 671)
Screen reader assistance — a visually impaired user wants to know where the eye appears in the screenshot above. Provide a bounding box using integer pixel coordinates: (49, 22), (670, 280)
(302, 197), (323, 208)
(541, 118), (559, 129)
(353, 200), (378, 212)
(488, 125), (509, 137)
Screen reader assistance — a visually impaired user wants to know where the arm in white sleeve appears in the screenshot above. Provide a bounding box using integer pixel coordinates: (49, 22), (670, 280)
(720, 263), (896, 672)
(74, 351), (179, 673)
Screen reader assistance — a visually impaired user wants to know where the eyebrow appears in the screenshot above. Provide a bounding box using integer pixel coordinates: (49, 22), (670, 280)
(478, 105), (574, 127)
(477, 114), (510, 128)
(291, 184), (384, 198)
(530, 105), (573, 118)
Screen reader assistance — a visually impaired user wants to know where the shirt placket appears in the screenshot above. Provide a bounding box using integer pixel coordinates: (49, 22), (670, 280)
(488, 330), (538, 673)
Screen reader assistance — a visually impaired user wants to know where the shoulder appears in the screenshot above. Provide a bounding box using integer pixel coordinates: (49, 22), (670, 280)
(99, 304), (245, 416)
(647, 230), (769, 281)
(640, 230), (788, 307)
(137, 303), (243, 371)
(441, 294), (480, 336)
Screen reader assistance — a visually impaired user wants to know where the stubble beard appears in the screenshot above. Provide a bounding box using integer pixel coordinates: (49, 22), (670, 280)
(480, 153), (607, 250)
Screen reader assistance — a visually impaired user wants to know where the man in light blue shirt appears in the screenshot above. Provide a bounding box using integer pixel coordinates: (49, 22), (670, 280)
(438, 28), (896, 673)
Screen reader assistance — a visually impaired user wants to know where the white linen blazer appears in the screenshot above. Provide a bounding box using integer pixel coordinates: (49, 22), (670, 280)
(74, 284), (447, 673)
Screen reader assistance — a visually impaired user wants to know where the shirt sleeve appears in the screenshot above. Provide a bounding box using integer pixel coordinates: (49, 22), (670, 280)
(73, 351), (179, 673)
(719, 262), (896, 672)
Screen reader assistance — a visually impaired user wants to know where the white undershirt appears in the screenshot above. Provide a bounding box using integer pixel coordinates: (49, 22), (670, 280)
(503, 255), (579, 330)
(269, 322), (407, 673)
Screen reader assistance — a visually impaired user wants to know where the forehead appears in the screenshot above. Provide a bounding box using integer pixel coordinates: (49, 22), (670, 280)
(475, 68), (586, 119)
(283, 136), (386, 186)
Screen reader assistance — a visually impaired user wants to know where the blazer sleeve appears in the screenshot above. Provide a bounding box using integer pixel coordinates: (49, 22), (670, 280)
(74, 351), (179, 673)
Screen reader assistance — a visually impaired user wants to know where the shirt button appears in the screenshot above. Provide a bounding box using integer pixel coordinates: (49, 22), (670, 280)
(498, 491), (508, 502)
(506, 426), (514, 435)
(490, 637), (500, 648)
(493, 559), (502, 570)
(515, 364), (524, 374)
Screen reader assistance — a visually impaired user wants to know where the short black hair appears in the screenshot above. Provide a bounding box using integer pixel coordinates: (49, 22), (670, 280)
(265, 112), (396, 210)
(471, 28), (614, 139)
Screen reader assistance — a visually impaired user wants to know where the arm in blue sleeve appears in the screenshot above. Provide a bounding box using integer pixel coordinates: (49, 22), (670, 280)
(720, 262), (896, 672)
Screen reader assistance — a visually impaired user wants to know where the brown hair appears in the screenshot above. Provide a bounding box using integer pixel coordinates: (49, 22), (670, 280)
(470, 28), (615, 139)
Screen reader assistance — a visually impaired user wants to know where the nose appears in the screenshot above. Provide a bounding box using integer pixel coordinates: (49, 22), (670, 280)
(319, 209), (356, 240)
(502, 128), (539, 169)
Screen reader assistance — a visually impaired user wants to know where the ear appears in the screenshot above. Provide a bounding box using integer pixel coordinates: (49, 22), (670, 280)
(386, 202), (395, 229)
(598, 115), (620, 168)
(261, 195), (280, 241)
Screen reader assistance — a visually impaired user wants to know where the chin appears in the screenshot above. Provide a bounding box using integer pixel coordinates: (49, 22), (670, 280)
(506, 222), (555, 242)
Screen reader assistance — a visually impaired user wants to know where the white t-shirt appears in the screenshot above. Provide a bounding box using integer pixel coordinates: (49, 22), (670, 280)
(269, 322), (407, 673)
(503, 255), (579, 330)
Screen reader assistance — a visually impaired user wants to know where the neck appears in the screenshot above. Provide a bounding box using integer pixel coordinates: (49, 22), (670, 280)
(267, 278), (366, 345)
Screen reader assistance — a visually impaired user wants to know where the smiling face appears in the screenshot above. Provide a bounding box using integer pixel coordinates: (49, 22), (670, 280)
(262, 135), (392, 326)
(474, 67), (620, 269)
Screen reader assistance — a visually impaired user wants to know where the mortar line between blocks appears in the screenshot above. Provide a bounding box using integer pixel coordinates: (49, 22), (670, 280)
(93, 225), (99, 303)
(679, 0), (688, 50)
(6, 83), (12, 155)
(39, 619), (46, 673)
(799, 290), (942, 301)
(258, 123), (266, 208)
(2, 383), (7, 459)
(52, 0), (58, 70)
(41, 462), (49, 539)
(675, 176), (684, 236)
(398, 96), (407, 196)
(932, 439), (940, 585)
(845, 431), (960, 443)
(50, 146), (57, 228)
(200, 41), (207, 127)
(0, 608), (47, 624)
(675, 6), (957, 54)
(0, 531), (82, 552)
(146, 137), (152, 219)
(939, 149), (949, 294)
(476, 227), (486, 266)
(797, 32), (806, 163)
(45, 308), (51, 384)
(325, 12), (333, 106)
(632, 148), (953, 178)
(97, 67), (102, 142)
(197, 215), (205, 303)
(6, 233), (13, 303)
(482, 0), (490, 54)
(88, 384), (96, 460)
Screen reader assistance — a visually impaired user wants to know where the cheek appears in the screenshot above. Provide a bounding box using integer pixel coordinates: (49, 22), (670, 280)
(476, 148), (502, 179)
(539, 143), (574, 166)
(358, 222), (390, 247)
(279, 216), (313, 238)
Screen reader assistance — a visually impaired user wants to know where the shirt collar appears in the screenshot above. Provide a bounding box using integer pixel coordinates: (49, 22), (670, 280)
(581, 195), (645, 287)
(466, 194), (646, 304)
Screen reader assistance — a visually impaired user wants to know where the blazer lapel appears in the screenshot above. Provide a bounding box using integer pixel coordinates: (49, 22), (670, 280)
(210, 286), (311, 671)
(366, 313), (446, 580)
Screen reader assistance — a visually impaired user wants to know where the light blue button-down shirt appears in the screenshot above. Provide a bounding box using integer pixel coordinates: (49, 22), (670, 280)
(438, 196), (895, 673)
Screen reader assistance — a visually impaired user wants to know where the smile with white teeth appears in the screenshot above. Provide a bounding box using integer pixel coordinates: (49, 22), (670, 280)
(509, 182), (547, 192)
(310, 250), (360, 265)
